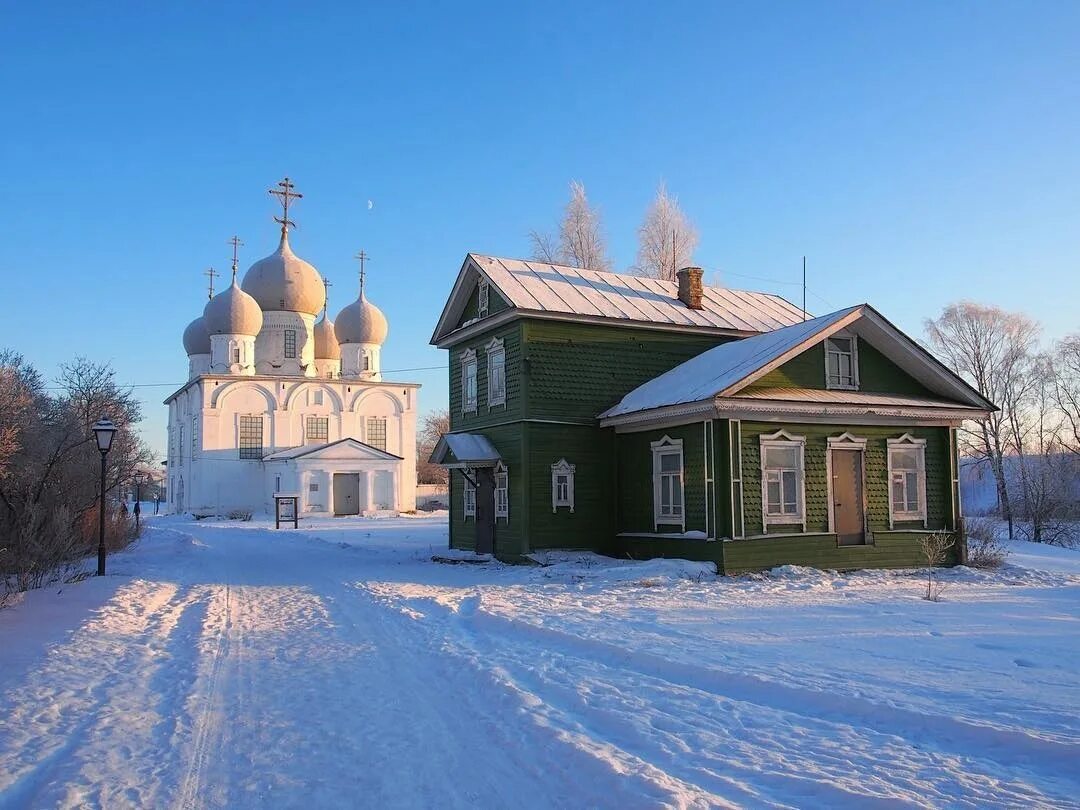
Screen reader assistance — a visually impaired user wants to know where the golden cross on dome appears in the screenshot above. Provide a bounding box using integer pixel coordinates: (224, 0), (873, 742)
(355, 250), (369, 296)
(204, 266), (220, 300)
(227, 235), (244, 282)
(269, 177), (303, 233)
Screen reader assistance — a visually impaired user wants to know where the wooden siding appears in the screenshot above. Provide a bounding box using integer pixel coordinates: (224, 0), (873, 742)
(455, 280), (511, 328)
(523, 320), (729, 422)
(722, 531), (955, 574)
(521, 423), (616, 549)
(447, 322), (524, 431)
(745, 339), (934, 396)
(447, 424), (526, 557)
(616, 424), (709, 536)
(739, 422), (952, 537)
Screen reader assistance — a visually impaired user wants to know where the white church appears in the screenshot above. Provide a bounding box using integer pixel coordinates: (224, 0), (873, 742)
(165, 178), (419, 517)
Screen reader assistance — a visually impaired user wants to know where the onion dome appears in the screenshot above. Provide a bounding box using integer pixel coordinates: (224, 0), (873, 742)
(203, 278), (263, 337)
(183, 316), (211, 356)
(314, 311), (340, 360)
(336, 290), (389, 345)
(241, 231), (326, 315)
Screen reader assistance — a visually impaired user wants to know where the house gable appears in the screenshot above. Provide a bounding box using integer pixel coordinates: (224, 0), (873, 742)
(454, 274), (511, 331)
(745, 337), (935, 397)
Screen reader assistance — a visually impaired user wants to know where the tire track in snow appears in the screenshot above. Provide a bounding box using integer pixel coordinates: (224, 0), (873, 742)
(175, 583), (231, 810)
(367, 586), (1079, 809)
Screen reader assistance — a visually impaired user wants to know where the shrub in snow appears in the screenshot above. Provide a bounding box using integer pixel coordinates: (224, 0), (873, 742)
(228, 510), (253, 522)
(965, 518), (1008, 569)
(920, 531), (955, 602)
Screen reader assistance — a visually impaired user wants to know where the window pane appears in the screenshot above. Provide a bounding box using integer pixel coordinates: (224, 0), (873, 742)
(672, 476), (682, 508)
(891, 474), (905, 510)
(766, 479), (781, 514)
(830, 337), (851, 353)
(905, 472), (920, 512)
(660, 452), (680, 473)
(839, 354), (851, 381)
(782, 470), (798, 511)
(765, 447), (798, 469)
(827, 353), (839, 380)
(892, 448), (918, 470)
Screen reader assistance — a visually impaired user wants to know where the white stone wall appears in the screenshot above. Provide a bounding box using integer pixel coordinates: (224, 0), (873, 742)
(254, 311), (317, 377)
(167, 375), (418, 515)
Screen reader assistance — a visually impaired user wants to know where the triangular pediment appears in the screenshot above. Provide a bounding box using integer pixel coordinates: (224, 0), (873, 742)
(264, 437), (403, 462)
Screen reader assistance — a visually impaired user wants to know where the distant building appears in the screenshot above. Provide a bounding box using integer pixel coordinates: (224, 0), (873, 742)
(430, 255), (995, 571)
(165, 180), (418, 517)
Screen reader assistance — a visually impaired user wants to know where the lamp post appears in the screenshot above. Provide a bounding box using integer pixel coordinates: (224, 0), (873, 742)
(93, 419), (118, 576)
(133, 473), (143, 532)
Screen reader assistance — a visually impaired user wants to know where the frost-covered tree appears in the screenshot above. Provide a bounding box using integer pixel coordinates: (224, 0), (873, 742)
(416, 408), (450, 486)
(1053, 333), (1080, 456)
(924, 302), (1040, 538)
(529, 181), (612, 271)
(633, 182), (699, 281)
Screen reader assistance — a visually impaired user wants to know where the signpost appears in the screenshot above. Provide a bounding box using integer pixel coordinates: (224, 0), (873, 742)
(274, 493), (300, 529)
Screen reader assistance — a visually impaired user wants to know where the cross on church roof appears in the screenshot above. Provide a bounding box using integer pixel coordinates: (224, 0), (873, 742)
(323, 277), (332, 315)
(228, 235), (244, 282)
(355, 250), (369, 297)
(269, 177), (303, 233)
(204, 266), (220, 299)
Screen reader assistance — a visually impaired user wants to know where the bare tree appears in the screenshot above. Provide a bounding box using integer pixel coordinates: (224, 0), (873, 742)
(633, 182), (699, 281)
(920, 531), (955, 601)
(924, 303), (1040, 538)
(1053, 333), (1080, 456)
(529, 181), (612, 271)
(416, 408), (450, 486)
(0, 351), (41, 482)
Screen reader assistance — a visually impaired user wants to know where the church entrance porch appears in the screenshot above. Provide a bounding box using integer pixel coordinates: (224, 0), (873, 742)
(333, 473), (361, 515)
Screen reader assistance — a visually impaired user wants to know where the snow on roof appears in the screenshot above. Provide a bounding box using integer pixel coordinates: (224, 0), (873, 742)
(430, 433), (502, 467)
(600, 307), (861, 418)
(466, 255), (807, 333)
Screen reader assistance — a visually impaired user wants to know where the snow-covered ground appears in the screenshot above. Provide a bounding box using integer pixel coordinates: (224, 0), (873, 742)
(1, 516), (1078, 809)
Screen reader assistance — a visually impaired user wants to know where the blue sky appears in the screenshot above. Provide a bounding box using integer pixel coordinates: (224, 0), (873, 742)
(2, 1), (1078, 457)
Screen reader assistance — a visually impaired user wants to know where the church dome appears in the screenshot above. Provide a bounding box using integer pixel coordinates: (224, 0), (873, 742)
(314, 312), (341, 360)
(241, 231), (325, 315)
(204, 278), (263, 337)
(336, 292), (389, 345)
(182, 315), (211, 356)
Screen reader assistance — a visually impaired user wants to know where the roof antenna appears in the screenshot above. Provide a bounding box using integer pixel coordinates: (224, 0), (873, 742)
(802, 256), (807, 321)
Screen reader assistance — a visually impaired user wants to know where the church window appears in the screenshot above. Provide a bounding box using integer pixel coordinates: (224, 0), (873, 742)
(191, 416), (198, 456)
(313, 390), (324, 406)
(478, 278), (490, 318)
(495, 463), (509, 521)
(309, 482), (319, 493)
(232, 345), (240, 364)
(461, 349), (477, 413)
(463, 472), (475, 519)
(178, 426), (184, 464)
(551, 458), (576, 512)
(486, 338), (506, 407)
(274, 475), (281, 493)
(238, 416), (264, 459)
(306, 416), (329, 442)
(366, 417), (387, 451)
(284, 330), (297, 359)
(363, 353), (371, 371)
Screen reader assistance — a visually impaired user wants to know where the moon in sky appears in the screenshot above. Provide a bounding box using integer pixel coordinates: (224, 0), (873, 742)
(367, 200), (374, 210)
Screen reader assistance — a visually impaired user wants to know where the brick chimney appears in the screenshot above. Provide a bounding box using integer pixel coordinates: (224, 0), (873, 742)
(676, 266), (704, 310)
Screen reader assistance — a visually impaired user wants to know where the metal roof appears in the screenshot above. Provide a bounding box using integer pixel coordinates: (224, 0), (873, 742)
(432, 255), (807, 344)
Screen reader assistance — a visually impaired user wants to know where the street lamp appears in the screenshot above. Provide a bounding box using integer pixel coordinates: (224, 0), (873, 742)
(93, 418), (118, 576)
(133, 472), (143, 532)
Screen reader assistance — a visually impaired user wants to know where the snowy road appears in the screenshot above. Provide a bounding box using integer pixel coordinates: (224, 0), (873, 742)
(1, 516), (1079, 809)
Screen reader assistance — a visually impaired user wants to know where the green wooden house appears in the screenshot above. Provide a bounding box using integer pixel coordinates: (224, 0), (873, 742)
(430, 255), (994, 572)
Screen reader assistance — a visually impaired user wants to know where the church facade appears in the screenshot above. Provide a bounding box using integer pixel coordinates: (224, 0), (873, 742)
(165, 179), (419, 517)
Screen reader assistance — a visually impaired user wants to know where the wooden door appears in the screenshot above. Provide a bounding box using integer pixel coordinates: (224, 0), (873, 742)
(474, 468), (495, 555)
(832, 449), (866, 545)
(333, 473), (360, 516)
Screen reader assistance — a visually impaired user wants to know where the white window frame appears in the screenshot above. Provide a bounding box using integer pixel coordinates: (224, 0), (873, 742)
(486, 337), (506, 408)
(478, 278), (490, 318)
(461, 348), (478, 414)
(463, 470), (476, 520)
(494, 462), (509, 522)
(651, 436), (685, 530)
(825, 333), (859, 390)
(759, 429), (806, 530)
(887, 433), (928, 528)
(551, 458), (576, 513)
